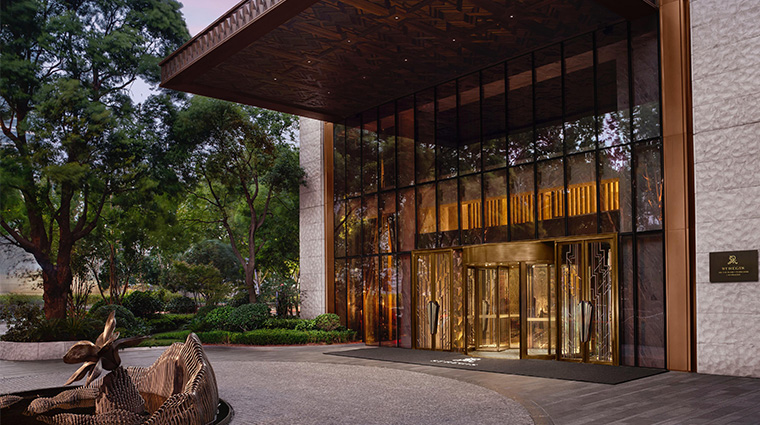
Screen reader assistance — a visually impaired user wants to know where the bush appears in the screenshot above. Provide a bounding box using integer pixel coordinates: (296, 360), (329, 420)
(146, 314), (193, 334)
(123, 290), (164, 318)
(228, 303), (270, 332)
(89, 298), (108, 314)
(165, 296), (197, 314)
(294, 319), (315, 331)
(0, 300), (45, 342)
(197, 330), (231, 344)
(204, 306), (235, 330)
(314, 313), (341, 331)
(262, 318), (307, 330)
(229, 329), (357, 345)
(228, 291), (249, 308)
(195, 304), (216, 318)
(89, 304), (148, 337)
(153, 330), (192, 340)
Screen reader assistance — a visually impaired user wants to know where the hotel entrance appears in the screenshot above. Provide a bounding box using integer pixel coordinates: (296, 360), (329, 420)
(412, 237), (617, 364)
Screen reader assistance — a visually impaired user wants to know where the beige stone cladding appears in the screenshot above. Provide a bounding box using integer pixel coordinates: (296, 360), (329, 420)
(691, 0), (760, 377)
(299, 117), (326, 319)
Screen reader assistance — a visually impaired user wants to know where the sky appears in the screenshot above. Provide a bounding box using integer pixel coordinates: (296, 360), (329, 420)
(129, 0), (240, 103)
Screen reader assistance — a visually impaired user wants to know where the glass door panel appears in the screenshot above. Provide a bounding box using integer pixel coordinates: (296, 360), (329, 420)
(434, 252), (452, 351)
(588, 241), (614, 363)
(526, 263), (555, 357)
(466, 267), (476, 351)
(558, 238), (617, 364)
(413, 251), (452, 351)
(560, 243), (584, 360)
(415, 253), (433, 349)
(477, 268), (498, 350)
(507, 265), (521, 348)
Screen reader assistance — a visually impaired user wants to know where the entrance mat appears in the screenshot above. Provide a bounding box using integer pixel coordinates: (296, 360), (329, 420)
(328, 347), (666, 385)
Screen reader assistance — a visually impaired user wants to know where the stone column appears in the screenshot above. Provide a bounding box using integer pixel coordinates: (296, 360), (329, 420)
(299, 117), (326, 319)
(691, 0), (760, 377)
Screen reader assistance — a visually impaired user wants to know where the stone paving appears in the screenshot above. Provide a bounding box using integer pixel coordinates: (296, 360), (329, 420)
(3, 343), (760, 424)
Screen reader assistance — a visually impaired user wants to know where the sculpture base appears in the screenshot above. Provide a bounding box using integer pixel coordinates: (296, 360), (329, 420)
(0, 387), (233, 425)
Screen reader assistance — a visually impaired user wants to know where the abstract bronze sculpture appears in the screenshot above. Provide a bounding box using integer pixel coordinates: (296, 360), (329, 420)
(17, 311), (221, 425)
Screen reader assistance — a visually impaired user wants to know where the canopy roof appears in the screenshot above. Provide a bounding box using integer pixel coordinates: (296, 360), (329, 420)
(160, 0), (656, 121)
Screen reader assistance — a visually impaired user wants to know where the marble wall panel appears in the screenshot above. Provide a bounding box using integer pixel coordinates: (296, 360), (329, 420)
(692, 0), (760, 377)
(299, 117), (326, 319)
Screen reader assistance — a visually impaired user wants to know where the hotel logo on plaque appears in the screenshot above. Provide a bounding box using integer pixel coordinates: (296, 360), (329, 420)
(709, 250), (759, 283)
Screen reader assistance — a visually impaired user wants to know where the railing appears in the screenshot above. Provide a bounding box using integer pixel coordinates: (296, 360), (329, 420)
(160, 0), (283, 83)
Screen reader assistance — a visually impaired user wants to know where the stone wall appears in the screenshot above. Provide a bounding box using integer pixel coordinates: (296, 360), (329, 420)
(299, 118), (326, 319)
(691, 0), (760, 377)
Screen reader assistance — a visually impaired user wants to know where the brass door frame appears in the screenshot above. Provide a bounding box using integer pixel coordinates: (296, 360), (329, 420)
(465, 263), (520, 353)
(520, 261), (556, 360)
(555, 235), (619, 365)
(411, 248), (454, 351)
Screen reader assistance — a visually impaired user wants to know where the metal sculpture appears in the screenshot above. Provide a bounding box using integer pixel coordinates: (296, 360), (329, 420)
(22, 311), (220, 425)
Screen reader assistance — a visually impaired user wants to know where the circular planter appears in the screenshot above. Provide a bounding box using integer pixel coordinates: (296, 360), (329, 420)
(0, 340), (79, 361)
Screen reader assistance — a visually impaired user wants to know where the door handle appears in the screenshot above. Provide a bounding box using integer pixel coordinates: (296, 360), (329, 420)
(428, 301), (440, 335)
(579, 301), (593, 343)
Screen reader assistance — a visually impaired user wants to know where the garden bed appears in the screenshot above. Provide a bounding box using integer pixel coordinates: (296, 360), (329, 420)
(139, 329), (357, 347)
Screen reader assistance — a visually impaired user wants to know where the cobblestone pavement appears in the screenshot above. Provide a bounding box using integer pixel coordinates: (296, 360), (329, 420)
(3, 344), (760, 424)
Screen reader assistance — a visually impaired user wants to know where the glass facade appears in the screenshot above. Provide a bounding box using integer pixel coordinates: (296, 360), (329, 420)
(332, 16), (664, 367)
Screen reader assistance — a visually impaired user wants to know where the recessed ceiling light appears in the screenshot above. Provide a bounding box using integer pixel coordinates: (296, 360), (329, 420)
(510, 15), (514, 18)
(273, 78), (277, 81)
(394, 16), (399, 20)
(452, 38), (456, 42)
(307, 60), (312, 64)
(347, 39), (351, 43)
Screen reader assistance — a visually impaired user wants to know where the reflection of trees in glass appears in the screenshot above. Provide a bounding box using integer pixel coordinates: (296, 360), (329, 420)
(636, 143), (663, 231)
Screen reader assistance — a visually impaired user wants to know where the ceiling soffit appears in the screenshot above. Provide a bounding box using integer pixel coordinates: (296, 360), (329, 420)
(161, 0), (655, 121)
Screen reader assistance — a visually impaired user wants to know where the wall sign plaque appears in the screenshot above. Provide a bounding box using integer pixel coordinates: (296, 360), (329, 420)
(709, 250), (758, 283)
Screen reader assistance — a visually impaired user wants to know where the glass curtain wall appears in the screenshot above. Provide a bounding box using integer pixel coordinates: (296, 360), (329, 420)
(333, 15), (663, 367)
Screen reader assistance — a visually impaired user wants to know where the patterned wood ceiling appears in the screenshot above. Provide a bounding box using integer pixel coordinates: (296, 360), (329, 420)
(161, 0), (654, 121)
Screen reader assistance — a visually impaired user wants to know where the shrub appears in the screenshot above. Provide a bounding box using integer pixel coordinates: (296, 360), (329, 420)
(146, 314), (193, 334)
(0, 300), (45, 342)
(262, 318), (307, 330)
(294, 319), (315, 331)
(228, 291), (249, 308)
(89, 304), (148, 337)
(197, 330), (231, 344)
(228, 329), (357, 345)
(153, 330), (192, 340)
(314, 313), (341, 331)
(228, 303), (270, 332)
(195, 304), (216, 318)
(89, 298), (108, 314)
(204, 306), (235, 330)
(165, 296), (197, 314)
(123, 290), (164, 318)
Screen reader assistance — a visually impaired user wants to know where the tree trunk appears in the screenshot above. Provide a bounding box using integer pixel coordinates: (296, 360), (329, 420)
(42, 264), (72, 319)
(245, 266), (258, 304)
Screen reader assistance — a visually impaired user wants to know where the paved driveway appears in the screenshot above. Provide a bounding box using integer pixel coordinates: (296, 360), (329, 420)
(3, 343), (760, 424)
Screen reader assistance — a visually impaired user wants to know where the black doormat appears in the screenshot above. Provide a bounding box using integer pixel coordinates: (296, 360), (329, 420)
(328, 347), (666, 385)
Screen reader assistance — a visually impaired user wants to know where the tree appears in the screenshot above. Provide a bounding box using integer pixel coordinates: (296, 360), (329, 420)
(0, 0), (188, 318)
(175, 97), (304, 304)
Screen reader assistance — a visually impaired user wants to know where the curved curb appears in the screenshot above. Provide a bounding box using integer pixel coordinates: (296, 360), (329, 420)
(0, 340), (78, 361)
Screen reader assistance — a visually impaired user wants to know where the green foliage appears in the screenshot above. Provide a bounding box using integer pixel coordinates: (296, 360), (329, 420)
(195, 304), (217, 318)
(203, 306), (235, 331)
(262, 318), (308, 330)
(229, 329), (356, 345)
(0, 300), (45, 342)
(152, 330), (192, 340)
(123, 290), (164, 318)
(0, 0), (190, 319)
(228, 303), (270, 332)
(145, 314), (193, 334)
(314, 313), (342, 331)
(165, 296), (197, 314)
(259, 275), (300, 317)
(169, 261), (230, 305)
(89, 298), (108, 313)
(228, 291), (250, 308)
(89, 304), (148, 337)
(197, 331), (231, 344)
(294, 319), (316, 331)
(1, 298), (100, 342)
(184, 240), (243, 284)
